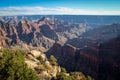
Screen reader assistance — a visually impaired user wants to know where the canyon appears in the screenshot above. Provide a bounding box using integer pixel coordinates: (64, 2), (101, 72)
(0, 15), (120, 80)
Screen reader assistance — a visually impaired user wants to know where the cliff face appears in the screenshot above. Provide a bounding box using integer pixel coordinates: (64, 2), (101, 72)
(0, 16), (87, 49)
(47, 24), (120, 79)
(98, 36), (120, 80)
(47, 36), (120, 80)
(47, 43), (99, 78)
(0, 21), (11, 37)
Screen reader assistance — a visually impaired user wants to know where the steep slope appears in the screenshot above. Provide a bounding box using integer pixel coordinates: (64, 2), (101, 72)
(47, 42), (99, 78)
(48, 23), (120, 79)
(98, 36), (120, 80)
(47, 36), (120, 80)
(0, 20), (54, 50)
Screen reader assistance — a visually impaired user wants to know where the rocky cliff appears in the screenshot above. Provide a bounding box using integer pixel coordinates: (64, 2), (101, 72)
(47, 36), (120, 80)
(47, 24), (120, 80)
(0, 16), (87, 50)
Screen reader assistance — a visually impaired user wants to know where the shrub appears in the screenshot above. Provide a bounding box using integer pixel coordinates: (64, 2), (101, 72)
(61, 67), (67, 73)
(37, 55), (45, 64)
(49, 55), (58, 66)
(0, 49), (39, 80)
(56, 72), (71, 80)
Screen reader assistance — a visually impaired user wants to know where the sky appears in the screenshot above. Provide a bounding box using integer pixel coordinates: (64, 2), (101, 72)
(0, 0), (120, 16)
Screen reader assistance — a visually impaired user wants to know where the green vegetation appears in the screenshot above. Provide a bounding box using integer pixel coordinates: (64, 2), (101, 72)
(52, 71), (94, 80)
(49, 55), (58, 66)
(56, 72), (71, 80)
(61, 67), (67, 73)
(86, 76), (94, 80)
(37, 55), (45, 64)
(0, 49), (94, 80)
(0, 49), (39, 80)
(70, 72), (87, 80)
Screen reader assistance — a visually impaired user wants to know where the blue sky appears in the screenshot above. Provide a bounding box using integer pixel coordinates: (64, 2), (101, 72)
(0, 0), (120, 15)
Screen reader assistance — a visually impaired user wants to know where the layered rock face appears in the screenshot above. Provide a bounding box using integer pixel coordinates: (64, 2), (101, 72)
(48, 36), (120, 80)
(47, 25), (120, 80)
(0, 16), (87, 50)
(47, 42), (99, 79)
(98, 36), (120, 80)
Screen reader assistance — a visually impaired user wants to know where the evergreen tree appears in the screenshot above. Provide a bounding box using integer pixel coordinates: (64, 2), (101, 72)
(0, 49), (39, 80)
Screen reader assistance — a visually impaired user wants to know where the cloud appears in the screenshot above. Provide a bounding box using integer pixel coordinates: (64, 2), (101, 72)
(0, 6), (120, 16)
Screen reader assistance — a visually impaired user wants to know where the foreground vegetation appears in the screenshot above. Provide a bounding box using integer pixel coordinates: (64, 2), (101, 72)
(0, 49), (93, 80)
(0, 49), (39, 80)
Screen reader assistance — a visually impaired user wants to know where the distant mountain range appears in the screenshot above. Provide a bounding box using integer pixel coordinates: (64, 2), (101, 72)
(1, 15), (120, 28)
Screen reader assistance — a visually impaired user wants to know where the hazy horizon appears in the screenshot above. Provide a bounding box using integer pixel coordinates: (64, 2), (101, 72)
(0, 0), (120, 16)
